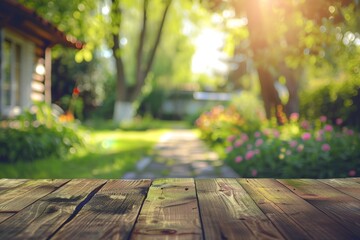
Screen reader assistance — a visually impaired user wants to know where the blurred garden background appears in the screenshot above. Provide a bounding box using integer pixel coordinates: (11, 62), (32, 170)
(0, 0), (359, 179)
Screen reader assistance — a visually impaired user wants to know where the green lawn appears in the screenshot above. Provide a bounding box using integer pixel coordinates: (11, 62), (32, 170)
(0, 128), (167, 179)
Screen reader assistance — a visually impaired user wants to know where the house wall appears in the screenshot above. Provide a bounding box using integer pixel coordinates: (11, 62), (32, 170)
(0, 28), (3, 115)
(0, 29), (36, 117)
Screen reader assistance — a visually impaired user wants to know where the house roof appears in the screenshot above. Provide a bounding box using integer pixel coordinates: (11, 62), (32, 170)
(0, 0), (83, 49)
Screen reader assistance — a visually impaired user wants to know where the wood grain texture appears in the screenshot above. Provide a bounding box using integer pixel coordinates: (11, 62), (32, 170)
(320, 178), (360, 200)
(0, 213), (14, 224)
(279, 179), (360, 237)
(52, 179), (151, 240)
(131, 178), (202, 240)
(196, 178), (284, 240)
(0, 179), (106, 240)
(0, 179), (68, 212)
(349, 178), (360, 184)
(0, 179), (28, 193)
(240, 179), (356, 240)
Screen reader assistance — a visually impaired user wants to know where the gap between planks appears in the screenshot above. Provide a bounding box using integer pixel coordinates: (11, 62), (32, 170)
(0, 179), (106, 240)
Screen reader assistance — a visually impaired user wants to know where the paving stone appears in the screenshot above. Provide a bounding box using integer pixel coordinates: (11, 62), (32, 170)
(122, 129), (239, 179)
(136, 157), (152, 171)
(122, 172), (138, 179)
(220, 166), (240, 178)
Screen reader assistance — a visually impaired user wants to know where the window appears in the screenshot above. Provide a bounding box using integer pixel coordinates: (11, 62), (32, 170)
(1, 37), (22, 112)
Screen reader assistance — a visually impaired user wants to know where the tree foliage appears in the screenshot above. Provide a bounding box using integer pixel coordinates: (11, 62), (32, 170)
(18, 0), (110, 117)
(202, 0), (360, 121)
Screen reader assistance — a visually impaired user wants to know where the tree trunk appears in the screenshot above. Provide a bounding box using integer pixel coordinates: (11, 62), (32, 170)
(257, 66), (282, 119)
(245, 0), (283, 121)
(282, 65), (302, 116)
(113, 101), (134, 122)
(111, 0), (131, 121)
(111, 0), (172, 122)
(130, 0), (172, 101)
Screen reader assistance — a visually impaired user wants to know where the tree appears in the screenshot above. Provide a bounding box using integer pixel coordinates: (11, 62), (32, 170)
(110, 0), (172, 122)
(204, 0), (359, 122)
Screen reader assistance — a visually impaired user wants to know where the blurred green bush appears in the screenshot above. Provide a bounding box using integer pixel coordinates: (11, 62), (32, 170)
(0, 103), (83, 163)
(300, 78), (360, 127)
(196, 105), (246, 146)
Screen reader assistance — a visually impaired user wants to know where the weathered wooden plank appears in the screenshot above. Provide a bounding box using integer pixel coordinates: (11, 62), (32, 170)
(196, 178), (284, 240)
(0, 179), (69, 212)
(0, 179), (28, 195)
(0, 213), (14, 224)
(279, 179), (360, 237)
(239, 179), (356, 240)
(320, 178), (360, 201)
(131, 178), (202, 239)
(0, 179), (106, 240)
(0, 179), (28, 189)
(52, 179), (151, 240)
(349, 177), (360, 184)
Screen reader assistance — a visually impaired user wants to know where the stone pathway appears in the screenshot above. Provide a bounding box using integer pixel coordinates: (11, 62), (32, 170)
(122, 129), (239, 179)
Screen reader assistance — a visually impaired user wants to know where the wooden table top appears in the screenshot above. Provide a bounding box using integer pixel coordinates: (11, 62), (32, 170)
(0, 178), (359, 239)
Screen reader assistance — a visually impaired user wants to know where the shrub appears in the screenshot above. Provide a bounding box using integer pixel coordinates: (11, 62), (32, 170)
(224, 115), (360, 178)
(230, 91), (265, 129)
(0, 103), (83, 163)
(196, 105), (246, 146)
(300, 78), (360, 127)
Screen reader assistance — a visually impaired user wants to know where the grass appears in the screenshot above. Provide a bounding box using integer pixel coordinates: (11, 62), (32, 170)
(0, 128), (168, 179)
(84, 118), (189, 131)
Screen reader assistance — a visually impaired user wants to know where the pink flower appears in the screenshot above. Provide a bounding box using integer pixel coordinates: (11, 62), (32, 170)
(234, 140), (243, 147)
(316, 136), (323, 142)
(289, 140), (298, 148)
(255, 139), (264, 147)
(254, 149), (260, 155)
(316, 129), (324, 140)
(227, 135), (236, 142)
(336, 118), (343, 125)
(321, 143), (331, 152)
(226, 146), (233, 153)
(324, 124), (333, 132)
(245, 151), (255, 160)
(342, 127), (354, 136)
(254, 131), (261, 138)
(348, 169), (356, 177)
(297, 144), (304, 152)
(273, 130), (280, 138)
(235, 156), (243, 163)
(290, 112), (299, 122)
(262, 129), (271, 136)
(301, 132), (311, 141)
(241, 133), (249, 142)
(320, 115), (327, 123)
(346, 129), (354, 136)
(301, 120), (310, 130)
(251, 169), (258, 177)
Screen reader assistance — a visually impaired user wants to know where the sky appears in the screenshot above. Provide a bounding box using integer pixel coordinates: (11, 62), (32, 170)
(191, 27), (229, 76)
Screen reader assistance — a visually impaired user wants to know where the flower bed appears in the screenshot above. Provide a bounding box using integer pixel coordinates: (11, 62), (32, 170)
(225, 114), (359, 178)
(197, 106), (360, 178)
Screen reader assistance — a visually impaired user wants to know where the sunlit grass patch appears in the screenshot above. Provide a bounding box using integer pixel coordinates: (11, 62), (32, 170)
(0, 129), (168, 179)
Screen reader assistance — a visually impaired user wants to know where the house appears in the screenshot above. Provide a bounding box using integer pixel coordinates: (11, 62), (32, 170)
(0, 0), (83, 118)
